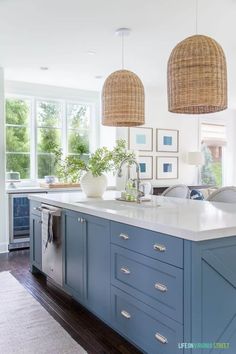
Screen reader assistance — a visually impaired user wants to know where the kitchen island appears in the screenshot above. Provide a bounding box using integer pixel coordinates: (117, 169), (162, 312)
(28, 191), (236, 354)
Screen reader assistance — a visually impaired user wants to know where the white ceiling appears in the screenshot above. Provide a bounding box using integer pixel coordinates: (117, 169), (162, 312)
(0, 0), (236, 105)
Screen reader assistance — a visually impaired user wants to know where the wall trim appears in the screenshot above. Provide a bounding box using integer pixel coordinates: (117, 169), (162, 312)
(0, 242), (8, 254)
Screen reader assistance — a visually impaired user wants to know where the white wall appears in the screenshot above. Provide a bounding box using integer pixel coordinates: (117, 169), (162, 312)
(117, 87), (199, 188)
(0, 69), (7, 253)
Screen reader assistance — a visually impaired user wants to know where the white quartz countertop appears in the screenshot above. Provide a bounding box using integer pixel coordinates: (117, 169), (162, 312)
(6, 186), (81, 194)
(28, 191), (236, 241)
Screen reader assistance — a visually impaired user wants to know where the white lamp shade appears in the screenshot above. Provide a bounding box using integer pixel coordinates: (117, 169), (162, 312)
(188, 152), (205, 166)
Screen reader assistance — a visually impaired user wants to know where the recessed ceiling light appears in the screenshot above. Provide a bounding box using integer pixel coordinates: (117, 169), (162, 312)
(87, 50), (96, 56)
(95, 75), (103, 79)
(40, 66), (49, 71)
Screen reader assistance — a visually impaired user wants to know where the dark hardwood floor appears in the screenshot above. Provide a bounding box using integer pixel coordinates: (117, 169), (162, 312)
(0, 250), (141, 354)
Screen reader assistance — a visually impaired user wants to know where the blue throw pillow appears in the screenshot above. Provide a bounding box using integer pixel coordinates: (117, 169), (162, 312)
(190, 189), (204, 200)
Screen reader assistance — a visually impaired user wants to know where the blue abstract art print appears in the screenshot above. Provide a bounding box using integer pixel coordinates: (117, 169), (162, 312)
(157, 129), (178, 152)
(163, 136), (172, 145)
(139, 162), (146, 173)
(163, 163), (172, 173)
(129, 127), (153, 151)
(129, 156), (153, 180)
(157, 157), (178, 179)
(136, 134), (146, 145)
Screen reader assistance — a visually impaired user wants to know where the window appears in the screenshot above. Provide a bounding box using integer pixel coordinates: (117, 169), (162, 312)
(5, 96), (95, 181)
(201, 123), (226, 187)
(67, 103), (90, 157)
(6, 98), (31, 179)
(36, 100), (62, 178)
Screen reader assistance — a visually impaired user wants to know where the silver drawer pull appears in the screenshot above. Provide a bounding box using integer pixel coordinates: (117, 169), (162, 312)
(155, 282), (168, 292)
(155, 332), (168, 344)
(78, 217), (86, 223)
(121, 310), (131, 319)
(120, 267), (131, 275)
(153, 243), (166, 252)
(119, 233), (129, 240)
(34, 207), (42, 212)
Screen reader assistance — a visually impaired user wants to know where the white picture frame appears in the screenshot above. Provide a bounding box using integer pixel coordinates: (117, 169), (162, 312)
(129, 127), (153, 151)
(129, 156), (153, 180)
(156, 157), (178, 179)
(156, 129), (179, 152)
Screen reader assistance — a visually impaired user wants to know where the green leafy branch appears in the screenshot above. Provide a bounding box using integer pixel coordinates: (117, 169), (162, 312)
(52, 139), (135, 181)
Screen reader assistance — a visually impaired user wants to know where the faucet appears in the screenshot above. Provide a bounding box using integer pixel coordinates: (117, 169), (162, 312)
(117, 157), (144, 204)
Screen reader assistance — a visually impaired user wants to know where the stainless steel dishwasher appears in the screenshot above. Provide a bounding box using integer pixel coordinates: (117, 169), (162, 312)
(41, 204), (63, 287)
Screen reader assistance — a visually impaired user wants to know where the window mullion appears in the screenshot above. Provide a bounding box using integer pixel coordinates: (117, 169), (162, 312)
(29, 98), (36, 181)
(62, 101), (67, 156)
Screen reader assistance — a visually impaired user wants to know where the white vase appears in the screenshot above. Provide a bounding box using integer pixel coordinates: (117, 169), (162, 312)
(80, 172), (108, 197)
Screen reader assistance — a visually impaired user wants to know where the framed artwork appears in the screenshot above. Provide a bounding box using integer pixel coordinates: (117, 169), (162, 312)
(156, 129), (179, 152)
(129, 127), (153, 151)
(129, 156), (153, 180)
(156, 157), (178, 179)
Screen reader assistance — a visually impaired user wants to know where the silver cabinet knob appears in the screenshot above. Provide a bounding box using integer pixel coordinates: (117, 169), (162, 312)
(154, 282), (168, 292)
(120, 267), (131, 275)
(155, 332), (168, 344)
(119, 233), (129, 240)
(121, 310), (131, 319)
(37, 220), (43, 224)
(153, 243), (166, 252)
(78, 217), (86, 223)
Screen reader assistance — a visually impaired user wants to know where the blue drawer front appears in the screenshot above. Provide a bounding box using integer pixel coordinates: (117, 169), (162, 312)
(111, 221), (183, 268)
(111, 286), (183, 354)
(111, 245), (183, 323)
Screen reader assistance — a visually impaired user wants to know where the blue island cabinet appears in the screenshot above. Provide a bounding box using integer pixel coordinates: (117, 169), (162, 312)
(110, 221), (236, 354)
(30, 204), (236, 354)
(184, 237), (236, 354)
(62, 209), (110, 323)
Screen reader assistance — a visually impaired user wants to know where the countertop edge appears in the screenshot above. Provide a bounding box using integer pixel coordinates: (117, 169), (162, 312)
(28, 194), (236, 242)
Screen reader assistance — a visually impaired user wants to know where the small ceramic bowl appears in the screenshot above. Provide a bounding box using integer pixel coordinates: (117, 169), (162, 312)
(44, 176), (55, 184)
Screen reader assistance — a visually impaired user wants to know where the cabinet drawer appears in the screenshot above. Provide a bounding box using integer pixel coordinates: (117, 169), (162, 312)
(111, 286), (183, 354)
(111, 221), (183, 268)
(111, 245), (183, 323)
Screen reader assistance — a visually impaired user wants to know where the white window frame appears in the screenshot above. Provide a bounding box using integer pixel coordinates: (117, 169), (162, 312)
(200, 122), (226, 187)
(5, 94), (98, 183)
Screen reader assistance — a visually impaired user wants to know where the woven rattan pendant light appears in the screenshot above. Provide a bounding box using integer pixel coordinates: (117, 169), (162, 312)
(167, 1), (227, 114)
(102, 28), (145, 126)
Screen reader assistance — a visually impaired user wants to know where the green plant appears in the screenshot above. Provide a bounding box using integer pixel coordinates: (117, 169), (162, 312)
(52, 139), (135, 181)
(201, 144), (216, 185)
(87, 139), (135, 177)
(53, 147), (86, 183)
(111, 139), (135, 171)
(87, 147), (112, 177)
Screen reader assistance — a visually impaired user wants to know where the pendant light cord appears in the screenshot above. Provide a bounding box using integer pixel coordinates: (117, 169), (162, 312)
(195, 0), (198, 34)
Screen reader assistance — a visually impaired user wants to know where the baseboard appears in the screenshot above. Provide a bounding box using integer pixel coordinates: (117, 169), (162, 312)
(0, 242), (8, 254)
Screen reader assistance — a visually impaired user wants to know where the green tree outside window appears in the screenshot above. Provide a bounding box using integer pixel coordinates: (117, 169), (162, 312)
(6, 99), (30, 179)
